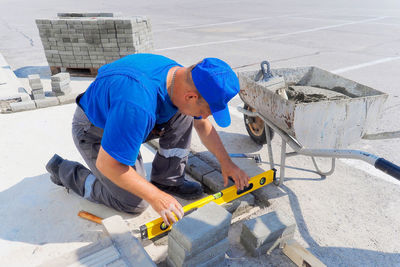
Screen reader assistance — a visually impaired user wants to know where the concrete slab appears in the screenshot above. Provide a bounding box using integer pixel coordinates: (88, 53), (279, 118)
(169, 202), (231, 255)
(10, 100), (36, 112)
(185, 156), (214, 183)
(102, 215), (156, 267)
(34, 97), (59, 108)
(168, 236), (228, 267)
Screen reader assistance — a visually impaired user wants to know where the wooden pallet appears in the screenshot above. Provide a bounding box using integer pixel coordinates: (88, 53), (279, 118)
(50, 66), (98, 77)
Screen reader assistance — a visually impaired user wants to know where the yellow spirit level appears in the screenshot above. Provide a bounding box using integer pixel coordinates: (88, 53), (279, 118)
(140, 169), (276, 240)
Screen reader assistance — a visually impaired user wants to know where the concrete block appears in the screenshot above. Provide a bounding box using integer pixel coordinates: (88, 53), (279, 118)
(28, 74), (40, 82)
(168, 236), (229, 267)
(203, 170), (233, 192)
(30, 83), (43, 90)
(57, 92), (79, 104)
(167, 253), (225, 267)
(10, 101), (36, 112)
(54, 86), (72, 96)
(222, 193), (255, 217)
(240, 211), (296, 256)
(169, 202), (231, 255)
(102, 215), (156, 267)
(34, 97), (60, 108)
(51, 72), (70, 82)
(51, 80), (70, 89)
(185, 156), (214, 183)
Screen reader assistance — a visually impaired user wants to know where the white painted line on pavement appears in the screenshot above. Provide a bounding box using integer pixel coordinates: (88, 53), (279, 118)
(332, 56), (400, 74)
(155, 16), (387, 52)
(153, 14), (301, 33)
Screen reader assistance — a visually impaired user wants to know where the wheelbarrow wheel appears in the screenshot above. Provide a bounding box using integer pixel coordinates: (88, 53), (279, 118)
(243, 104), (274, 145)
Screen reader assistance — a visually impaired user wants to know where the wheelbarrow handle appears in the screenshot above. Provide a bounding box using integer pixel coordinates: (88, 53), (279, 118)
(375, 158), (400, 180)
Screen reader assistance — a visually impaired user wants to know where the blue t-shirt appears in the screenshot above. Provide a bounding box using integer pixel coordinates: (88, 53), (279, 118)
(78, 54), (181, 166)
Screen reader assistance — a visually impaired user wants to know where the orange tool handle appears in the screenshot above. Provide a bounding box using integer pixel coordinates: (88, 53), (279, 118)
(78, 210), (103, 224)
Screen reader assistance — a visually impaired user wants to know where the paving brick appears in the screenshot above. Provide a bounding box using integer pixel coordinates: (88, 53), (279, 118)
(51, 80), (70, 89)
(202, 170), (233, 192)
(168, 236), (229, 267)
(10, 101), (36, 112)
(51, 72), (70, 82)
(185, 156), (214, 183)
(169, 202), (231, 255)
(240, 211), (296, 256)
(34, 97), (60, 108)
(222, 193), (255, 217)
(167, 253), (225, 267)
(57, 92), (79, 104)
(102, 215), (156, 267)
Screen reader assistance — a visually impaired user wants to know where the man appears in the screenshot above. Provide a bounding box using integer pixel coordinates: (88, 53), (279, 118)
(46, 54), (249, 226)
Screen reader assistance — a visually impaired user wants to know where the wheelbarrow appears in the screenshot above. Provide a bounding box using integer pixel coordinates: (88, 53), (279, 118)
(237, 61), (400, 185)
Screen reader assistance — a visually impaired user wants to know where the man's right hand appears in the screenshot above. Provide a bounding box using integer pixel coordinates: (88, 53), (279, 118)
(150, 190), (184, 226)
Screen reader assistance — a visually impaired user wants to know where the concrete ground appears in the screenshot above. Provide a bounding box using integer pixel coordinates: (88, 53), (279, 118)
(1, 0), (400, 266)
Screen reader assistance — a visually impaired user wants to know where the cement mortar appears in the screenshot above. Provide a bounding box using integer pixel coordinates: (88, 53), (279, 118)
(285, 85), (350, 103)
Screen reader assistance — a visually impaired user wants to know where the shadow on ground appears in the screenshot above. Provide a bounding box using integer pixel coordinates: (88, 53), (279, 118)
(280, 184), (400, 266)
(14, 66), (52, 78)
(13, 65), (95, 82)
(0, 170), (148, 245)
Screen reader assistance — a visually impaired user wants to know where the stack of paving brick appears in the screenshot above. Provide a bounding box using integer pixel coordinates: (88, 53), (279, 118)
(36, 12), (154, 76)
(51, 72), (71, 96)
(167, 202), (232, 267)
(240, 211), (296, 256)
(28, 74), (45, 100)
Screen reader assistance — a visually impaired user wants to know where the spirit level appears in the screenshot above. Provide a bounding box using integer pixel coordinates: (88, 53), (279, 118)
(140, 169), (276, 240)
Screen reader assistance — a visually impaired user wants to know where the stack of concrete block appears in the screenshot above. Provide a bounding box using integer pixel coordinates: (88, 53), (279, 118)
(167, 202), (232, 267)
(240, 211), (296, 256)
(35, 12), (154, 75)
(28, 74), (45, 100)
(51, 72), (71, 96)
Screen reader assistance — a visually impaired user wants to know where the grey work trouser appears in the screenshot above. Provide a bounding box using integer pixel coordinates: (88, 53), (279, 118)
(61, 106), (193, 214)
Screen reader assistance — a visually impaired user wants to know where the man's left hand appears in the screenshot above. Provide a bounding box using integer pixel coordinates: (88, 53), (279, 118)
(221, 160), (250, 190)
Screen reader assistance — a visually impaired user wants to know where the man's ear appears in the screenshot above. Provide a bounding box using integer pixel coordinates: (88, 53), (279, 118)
(184, 91), (199, 102)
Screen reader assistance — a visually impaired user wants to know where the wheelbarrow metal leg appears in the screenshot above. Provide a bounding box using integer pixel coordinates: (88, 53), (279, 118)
(311, 157), (336, 176)
(265, 123), (275, 170)
(276, 139), (287, 186)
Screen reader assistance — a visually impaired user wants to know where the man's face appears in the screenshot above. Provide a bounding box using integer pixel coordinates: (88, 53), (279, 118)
(180, 97), (212, 119)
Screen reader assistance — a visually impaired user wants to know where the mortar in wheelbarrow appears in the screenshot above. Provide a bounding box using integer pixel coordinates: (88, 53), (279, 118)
(238, 66), (388, 149)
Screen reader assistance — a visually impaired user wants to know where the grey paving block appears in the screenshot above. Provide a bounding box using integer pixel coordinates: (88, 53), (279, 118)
(102, 215), (156, 267)
(27, 74), (40, 81)
(34, 97), (60, 108)
(240, 211), (296, 256)
(251, 187), (271, 207)
(167, 253), (225, 267)
(168, 236), (229, 267)
(51, 72), (70, 82)
(10, 101), (36, 112)
(222, 193), (255, 217)
(169, 202), (232, 255)
(185, 156), (214, 183)
(30, 83), (43, 90)
(32, 94), (45, 100)
(51, 80), (70, 89)
(203, 170), (233, 192)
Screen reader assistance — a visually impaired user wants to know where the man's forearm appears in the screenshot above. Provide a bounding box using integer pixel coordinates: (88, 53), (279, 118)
(96, 147), (160, 204)
(194, 119), (232, 166)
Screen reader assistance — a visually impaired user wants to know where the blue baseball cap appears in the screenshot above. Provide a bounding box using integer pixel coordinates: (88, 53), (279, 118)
(191, 58), (240, 127)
